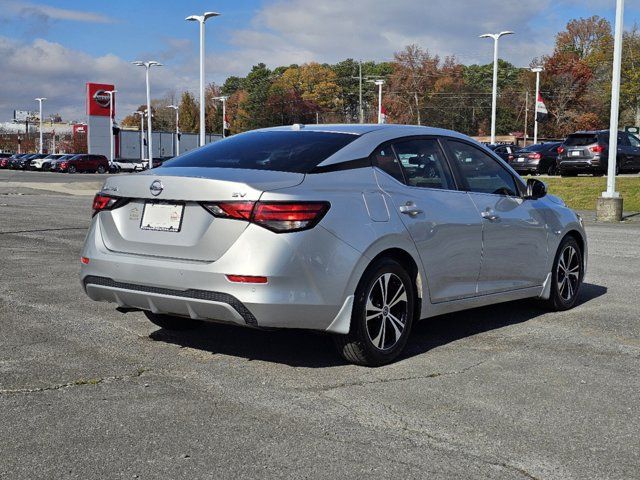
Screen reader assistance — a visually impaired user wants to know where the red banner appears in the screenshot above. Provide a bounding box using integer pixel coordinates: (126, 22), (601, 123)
(86, 83), (115, 117)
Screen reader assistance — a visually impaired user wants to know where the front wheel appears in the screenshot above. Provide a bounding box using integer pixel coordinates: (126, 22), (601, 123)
(97, 165), (106, 174)
(144, 311), (203, 331)
(543, 236), (584, 311)
(67, 165), (77, 174)
(333, 258), (415, 367)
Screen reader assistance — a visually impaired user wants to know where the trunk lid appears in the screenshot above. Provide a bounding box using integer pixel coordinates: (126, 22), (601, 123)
(97, 168), (304, 262)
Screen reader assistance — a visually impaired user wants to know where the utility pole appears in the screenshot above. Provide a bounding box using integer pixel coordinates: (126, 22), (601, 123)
(134, 110), (145, 162)
(523, 91), (529, 146)
(351, 61), (364, 123)
(597, 0), (625, 221)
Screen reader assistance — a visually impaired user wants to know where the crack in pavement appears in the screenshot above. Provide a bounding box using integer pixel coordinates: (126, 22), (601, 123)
(309, 360), (488, 393)
(0, 227), (86, 235)
(0, 368), (148, 395)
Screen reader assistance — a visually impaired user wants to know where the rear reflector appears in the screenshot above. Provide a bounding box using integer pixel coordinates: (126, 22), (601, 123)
(226, 275), (268, 284)
(201, 201), (330, 233)
(80, 257), (90, 265)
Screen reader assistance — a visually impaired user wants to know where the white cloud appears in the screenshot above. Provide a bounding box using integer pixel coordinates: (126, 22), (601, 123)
(3, 1), (114, 24)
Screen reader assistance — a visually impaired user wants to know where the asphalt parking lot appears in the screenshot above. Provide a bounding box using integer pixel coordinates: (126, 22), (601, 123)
(1, 173), (639, 479)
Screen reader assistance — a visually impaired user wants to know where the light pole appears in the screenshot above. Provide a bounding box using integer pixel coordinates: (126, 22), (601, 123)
(531, 67), (543, 144)
(479, 31), (514, 144)
(35, 98), (46, 153)
(367, 79), (385, 123)
(213, 96), (228, 138)
(598, 0), (625, 221)
(134, 110), (145, 162)
(132, 60), (162, 161)
(105, 90), (117, 164)
(186, 11), (221, 146)
(167, 105), (180, 155)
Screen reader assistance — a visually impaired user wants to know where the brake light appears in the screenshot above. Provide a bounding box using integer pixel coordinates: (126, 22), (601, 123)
(201, 201), (330, 233)
(92, 194), (126, 217)
(528, 153), (542, 160)
(557, 146), (565, 154)
(590, 145), (604, 153)
(226, 275), (268, 284)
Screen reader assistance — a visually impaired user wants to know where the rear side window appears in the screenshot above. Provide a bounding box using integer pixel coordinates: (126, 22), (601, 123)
(162, 131), (358, 173)
(371, 145), (405, 183)
(565, 134), (598, 146)
(446, 140), (518, 196)
(393, 138), (454, 190)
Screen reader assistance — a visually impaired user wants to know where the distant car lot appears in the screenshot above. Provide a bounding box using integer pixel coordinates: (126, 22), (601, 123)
(0, 179), (638, 478)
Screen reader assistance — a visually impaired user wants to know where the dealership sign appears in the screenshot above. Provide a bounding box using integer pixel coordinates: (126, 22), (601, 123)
(13, 110), (37, 122)
(86, 82), (115, 117)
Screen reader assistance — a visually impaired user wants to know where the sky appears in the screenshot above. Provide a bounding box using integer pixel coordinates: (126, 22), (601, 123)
(0, 0), (639, 123)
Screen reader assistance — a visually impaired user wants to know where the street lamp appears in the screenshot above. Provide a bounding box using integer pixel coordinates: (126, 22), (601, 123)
(479, 31), (514, 144)
(35, 97), (46, 154)
(167, 105), (180, 155)
(531, 67), (543, 144)
(598, 0), (625, 221)
(132, 60), (162, 161)
(367, 79), (385, 124)
(105, 90), (117, 164)
(186, 11), (221, 146)
(213, 96), (228, 138)
(134, 110), (145, 163)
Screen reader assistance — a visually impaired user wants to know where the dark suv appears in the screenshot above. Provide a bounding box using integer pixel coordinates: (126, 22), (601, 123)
(58, 154), (109, 173)
(511, 142), (561, 176)
(557, 130), (640, 176)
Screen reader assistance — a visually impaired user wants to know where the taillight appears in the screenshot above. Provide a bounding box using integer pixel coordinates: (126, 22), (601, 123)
(92, 194), (126, 217)
(201, 201), (330, 233)
(557, 146), (565, 154)
(60, 162), (68, 168)
(590, 145), (604, 153)
(528, 153), (542, 160)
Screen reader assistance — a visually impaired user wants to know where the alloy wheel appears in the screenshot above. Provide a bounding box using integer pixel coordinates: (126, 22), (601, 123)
(365, 273), (409, 351)
(557, 245), (580, 302)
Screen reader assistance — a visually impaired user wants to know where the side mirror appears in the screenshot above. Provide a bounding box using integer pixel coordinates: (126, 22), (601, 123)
(526, 178), (547, 200)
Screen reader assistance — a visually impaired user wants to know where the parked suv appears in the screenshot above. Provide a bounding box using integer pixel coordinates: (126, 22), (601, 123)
(557, 130), (640, 176)
(511, 142), (561, 176)
(32, 154), (65, 170)
(58, 154), (109, 173)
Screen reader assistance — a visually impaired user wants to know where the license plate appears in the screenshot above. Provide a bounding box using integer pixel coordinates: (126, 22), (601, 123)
(517, 157), (525, 162)
(140, 202), (184, 232)
(570, 150), (581, 157)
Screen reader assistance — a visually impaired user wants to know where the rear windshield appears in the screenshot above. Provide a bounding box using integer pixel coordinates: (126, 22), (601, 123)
(520, 144), (546, 152)
(162, 131), (358, 173)
(565, 134), (598, 147)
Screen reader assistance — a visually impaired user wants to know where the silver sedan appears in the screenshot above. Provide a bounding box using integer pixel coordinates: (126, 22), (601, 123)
(80, 124), (587, 366)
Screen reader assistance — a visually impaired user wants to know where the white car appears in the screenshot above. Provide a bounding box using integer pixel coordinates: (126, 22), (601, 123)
(111, 159), (145, 173)
(32, 154), (65, 170)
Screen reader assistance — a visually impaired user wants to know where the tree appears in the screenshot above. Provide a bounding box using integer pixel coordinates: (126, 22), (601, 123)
(179, 91), (199, 133)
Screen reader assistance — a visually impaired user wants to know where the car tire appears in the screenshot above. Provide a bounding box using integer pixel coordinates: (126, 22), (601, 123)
(333, 258), (415, 367)
(67, 165), (77, 174)
(547, 164), (557, 176)
(543, 236), (583, 311)
(144, 311), (203, 331)
(97, 165), (106, 174)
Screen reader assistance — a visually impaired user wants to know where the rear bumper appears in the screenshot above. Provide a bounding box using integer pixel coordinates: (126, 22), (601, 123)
(80, 217), (363, 331)
(558, 159), (602, 172)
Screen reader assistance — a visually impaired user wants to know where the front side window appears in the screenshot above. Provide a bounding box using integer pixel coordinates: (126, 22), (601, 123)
(393, 138), (454, 190)
(629, 133), (640, 147)
(447, 140), (518, 196)
(371, 145), (405, 183)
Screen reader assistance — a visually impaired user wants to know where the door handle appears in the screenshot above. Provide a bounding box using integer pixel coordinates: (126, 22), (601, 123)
(481, 210), (500, 221)
(399, 202), (422, 216)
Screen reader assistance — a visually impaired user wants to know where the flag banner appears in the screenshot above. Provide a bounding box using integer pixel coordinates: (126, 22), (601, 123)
(223, 112), (230, 131)
(380, 105), (389, 124)
(536, 93), (548, 122)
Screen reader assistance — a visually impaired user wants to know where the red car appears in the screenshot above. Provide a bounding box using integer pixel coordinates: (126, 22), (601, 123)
(58, 154), (109, 173)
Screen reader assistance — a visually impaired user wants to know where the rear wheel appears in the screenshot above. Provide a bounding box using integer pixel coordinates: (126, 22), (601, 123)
(67, 165), (77, 174)
(97, 165), (106, 174)
(543, 236), (583, 311)
(144, 311), (203, 331)
(333, 258), (415, 367)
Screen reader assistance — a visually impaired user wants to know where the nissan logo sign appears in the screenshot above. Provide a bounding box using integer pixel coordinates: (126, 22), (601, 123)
(149, 180), (164, 196)
(93, 90), (111, 108)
